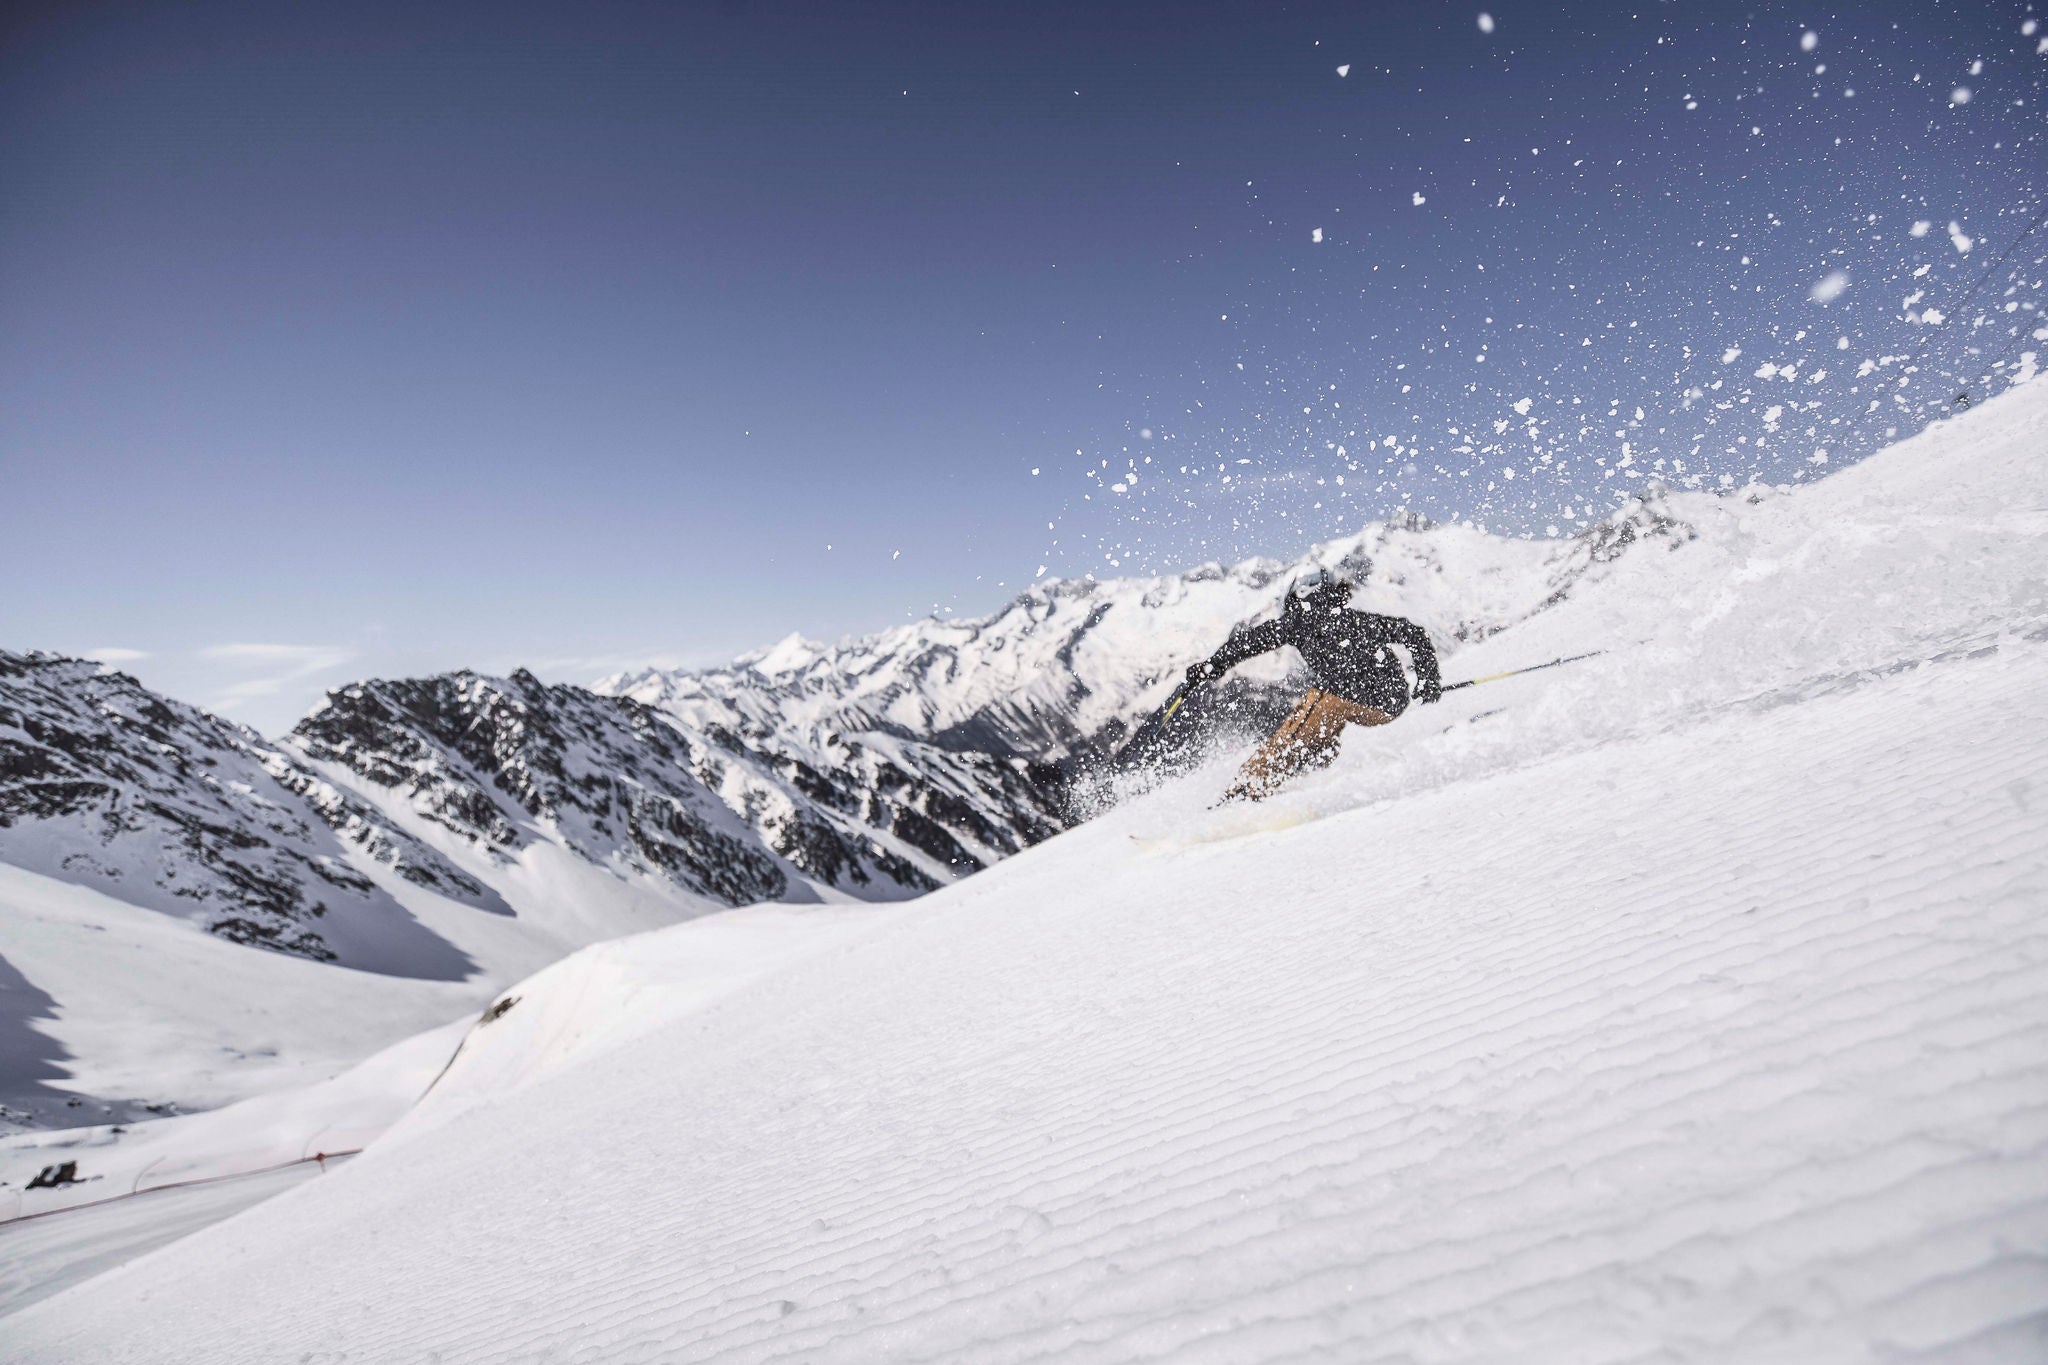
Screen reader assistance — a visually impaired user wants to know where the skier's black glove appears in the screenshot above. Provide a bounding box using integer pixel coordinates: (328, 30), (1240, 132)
(1417, 677), (1443, 705)
(1185, 661), (1216, 689)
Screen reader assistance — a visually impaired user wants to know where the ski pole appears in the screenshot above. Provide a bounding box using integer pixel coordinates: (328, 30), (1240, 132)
(1441, 650), (1605, 693)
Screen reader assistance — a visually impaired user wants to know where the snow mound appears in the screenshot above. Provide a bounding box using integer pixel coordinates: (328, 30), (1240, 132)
(381, 902), (912, 1148)
(0, 903), (902, 1227)
(6, 383), (2047, 1360)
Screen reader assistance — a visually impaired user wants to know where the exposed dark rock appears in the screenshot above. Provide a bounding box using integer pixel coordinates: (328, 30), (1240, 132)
(291, 671), (787, 908)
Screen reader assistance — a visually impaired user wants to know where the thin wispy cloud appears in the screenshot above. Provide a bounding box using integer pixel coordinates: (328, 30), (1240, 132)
(200, 643), (355, 709)
(199, 643), (354, 667)
(82, 647), (150, 665)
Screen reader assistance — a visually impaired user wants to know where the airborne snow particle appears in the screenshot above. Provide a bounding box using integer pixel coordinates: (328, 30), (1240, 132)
(1031, 468), (1040, 475)
(1336, 64), (1351, 77)
(1722, 346), (1743, 364)
(1477, 12), (1495, 34)
(892, 550), (900, 560)
(1513, 397), (1533, 415)
(1951, 86), (1972, 104)
(1412, 191), (1427, 206)
(1801, 30), (1819, 51)
(1809, 271), (1850, 303)
(1948, 221), (1975, 254)
(1312, 227), (1324, 243)
(1910, 220), (1932, 237)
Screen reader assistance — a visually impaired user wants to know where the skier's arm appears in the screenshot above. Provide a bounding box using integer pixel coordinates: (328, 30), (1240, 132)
(1188, 617), (1286, 685)
(1354, 612), (1442, 702)
(1394, 616), (1443, 702)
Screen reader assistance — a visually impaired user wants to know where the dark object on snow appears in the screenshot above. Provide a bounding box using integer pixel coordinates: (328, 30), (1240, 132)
(27, 1160), (81, 1189)
(1188, 572), (1442, 716)
(481, 995), (519, 1025)
(1953, 391), (1973, 409)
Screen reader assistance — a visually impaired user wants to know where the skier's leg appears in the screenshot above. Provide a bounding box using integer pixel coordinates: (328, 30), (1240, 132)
(1227, 691), (1391, 800)
(1224, 690), (1325, 801)
(1295, 694), (1392, 772)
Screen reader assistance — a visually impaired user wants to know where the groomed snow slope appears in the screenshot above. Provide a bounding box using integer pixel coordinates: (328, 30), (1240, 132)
(6, 383), (2046, 1362)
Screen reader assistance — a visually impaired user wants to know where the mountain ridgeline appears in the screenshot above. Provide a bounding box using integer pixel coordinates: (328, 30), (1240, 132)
(0, 493), (1695, 977)
(0, 652), (488, 979)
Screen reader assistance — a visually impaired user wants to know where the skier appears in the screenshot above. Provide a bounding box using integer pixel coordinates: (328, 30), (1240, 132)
(1185, 570), (1443, 801)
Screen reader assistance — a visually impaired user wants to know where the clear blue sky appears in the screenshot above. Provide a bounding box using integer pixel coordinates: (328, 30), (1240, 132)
(3, 0), (2041, 732)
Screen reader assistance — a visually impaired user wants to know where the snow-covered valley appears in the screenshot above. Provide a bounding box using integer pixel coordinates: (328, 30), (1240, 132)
(0, 376), (2041, 1357)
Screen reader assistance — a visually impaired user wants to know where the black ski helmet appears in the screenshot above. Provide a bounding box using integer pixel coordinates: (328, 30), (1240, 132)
(1286, 568), (1353, 612)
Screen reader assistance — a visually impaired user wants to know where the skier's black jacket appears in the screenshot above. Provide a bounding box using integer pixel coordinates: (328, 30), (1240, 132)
(1199, 598), (1442, 717)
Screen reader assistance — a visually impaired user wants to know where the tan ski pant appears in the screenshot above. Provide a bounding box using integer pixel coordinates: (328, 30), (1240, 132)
(1225, 688), (1393, 802)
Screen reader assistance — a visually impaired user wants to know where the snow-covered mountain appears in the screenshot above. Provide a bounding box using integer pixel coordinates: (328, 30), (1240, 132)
(0, 653), (490, 975)
(290, 670), (795, 907)
(0, 662), (982, 1132)
(596, 488), (1696, 828)
(602, 494), (1698, 763)
(5, 376), (2041, 1360)
(575, 664), (1069, 892)
(0, 481), (1707, 1136)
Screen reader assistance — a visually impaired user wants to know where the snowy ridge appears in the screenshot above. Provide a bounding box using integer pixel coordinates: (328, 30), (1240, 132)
(0, 653), (485, 976)
(592, 489), (1696, 864)
(599, 490), (1697, 765)
(287, 669), (796, 907)
(556, 676), (1063, 893)
(5, 381), (2042, 1359)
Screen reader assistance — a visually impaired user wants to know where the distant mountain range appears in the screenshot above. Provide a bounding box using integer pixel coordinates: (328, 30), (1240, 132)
(0, 492), (1693, 1127)
(597, 488), (1692, 801)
